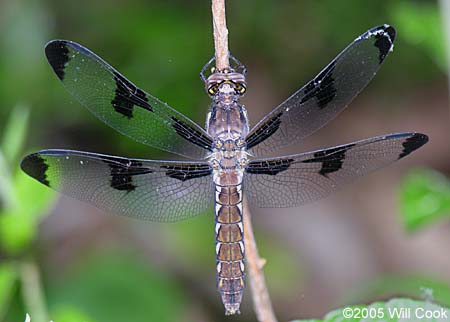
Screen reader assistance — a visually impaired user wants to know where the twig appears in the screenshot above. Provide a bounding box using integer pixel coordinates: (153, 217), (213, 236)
(243, 199), (278, 322)
(210, 2), (278, 321)
(211, 0), (230, 70)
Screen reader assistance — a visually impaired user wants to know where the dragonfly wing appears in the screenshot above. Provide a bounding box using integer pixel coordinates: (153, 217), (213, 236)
(246, 25), (396, 157)
(244, 133), (427, 208)
(45, 40), (213, 159)
(21, 150), (214, 222)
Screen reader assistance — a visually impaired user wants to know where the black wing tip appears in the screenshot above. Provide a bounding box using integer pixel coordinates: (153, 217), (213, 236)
(20, 153), (50, 186)
(399, 133), (429, 159)
(384, 25), (396, 43)
(364, 24), (396, 41)
(45, 40), (71, 80)
(374, 24), (396, 42)
(45, 39), (68, 48)
(358, 24), (396, 64)
(373, 24), (396, 63)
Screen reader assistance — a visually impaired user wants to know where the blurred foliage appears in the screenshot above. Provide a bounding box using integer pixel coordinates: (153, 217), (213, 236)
(1, 104), (29, 166)
(292, 298), (450, 322)
(0, 0), (50, 125)
(0, 170), (55, 254)
(47, 252), (186, 322)
(0, 105), (56, 321)
(50, 306), (95, 322)
(0, 105), (56, 255)
(255, 232), (304, 294)
(0, 263), (17, 319)
(390, 1), (446, 71)
(399, 169), (450, 232)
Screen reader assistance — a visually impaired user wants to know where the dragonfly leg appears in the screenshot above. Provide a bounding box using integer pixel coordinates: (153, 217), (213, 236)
(229, 54), (247, 76)
(200, 53), (247, 82)
(200, 56), (216, 83)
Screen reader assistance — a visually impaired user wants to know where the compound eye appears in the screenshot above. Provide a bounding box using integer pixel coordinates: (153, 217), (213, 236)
(235, 82), (247, 94)
(208, 83), (220, 95)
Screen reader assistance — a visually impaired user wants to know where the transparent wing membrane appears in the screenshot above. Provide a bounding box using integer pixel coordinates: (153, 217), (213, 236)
(21, 150), (214, 222)
(244, 133), (427, 208)
(45, 40), (213, 159)
(246, 25), (396, 157)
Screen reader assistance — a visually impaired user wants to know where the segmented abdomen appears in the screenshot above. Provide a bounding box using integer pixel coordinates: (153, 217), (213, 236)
(215, 184), (245, 315)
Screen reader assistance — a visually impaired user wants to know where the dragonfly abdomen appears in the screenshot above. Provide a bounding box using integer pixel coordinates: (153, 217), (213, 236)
(215, 183), (245, 315)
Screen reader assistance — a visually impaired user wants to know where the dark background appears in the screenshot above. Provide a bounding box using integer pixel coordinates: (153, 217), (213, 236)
(0, 0), (449, 321)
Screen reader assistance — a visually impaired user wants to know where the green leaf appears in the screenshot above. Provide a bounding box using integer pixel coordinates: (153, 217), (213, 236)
(390, 1), (446, 71)
(292, 298), (450, 322)
(0, 104), (30, 165)
(0, 263), (17, 319)
(399, 168), (450, 232)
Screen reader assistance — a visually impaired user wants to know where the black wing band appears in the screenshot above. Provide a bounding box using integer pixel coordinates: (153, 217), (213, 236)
(244, 133), (427, 208)
(21, 150), (214, 222)
(45, 40), (213, 159)
(246, 25), (396, 156)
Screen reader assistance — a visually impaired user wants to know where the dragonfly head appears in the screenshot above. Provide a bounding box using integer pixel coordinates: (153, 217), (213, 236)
(206, 72), (247, 101)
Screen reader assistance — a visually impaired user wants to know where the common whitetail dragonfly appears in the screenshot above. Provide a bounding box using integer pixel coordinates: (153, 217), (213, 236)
(21, 24), (428, 315)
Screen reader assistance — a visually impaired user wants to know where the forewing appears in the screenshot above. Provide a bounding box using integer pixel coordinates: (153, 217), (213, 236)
(246, 25), (396, 157)
(244, 133), (427, 208)
(21, 150), (214, 222)
(45, 40), (213, 159)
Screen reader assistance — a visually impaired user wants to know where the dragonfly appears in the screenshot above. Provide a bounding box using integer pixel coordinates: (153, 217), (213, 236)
(21, 24), (428, 315)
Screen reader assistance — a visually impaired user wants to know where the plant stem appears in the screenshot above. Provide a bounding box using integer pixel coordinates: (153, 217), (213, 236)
(243, 200), (278, 322)
(211, 0), (230, 71)
(210, 1), (278, 321)
(19, 259), (49, 322)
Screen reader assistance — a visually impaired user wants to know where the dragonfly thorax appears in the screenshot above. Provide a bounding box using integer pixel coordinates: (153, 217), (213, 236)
(209, 137), (248, 172)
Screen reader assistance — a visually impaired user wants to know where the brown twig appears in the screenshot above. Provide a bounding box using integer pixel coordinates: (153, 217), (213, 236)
(211, 0), (230, 71)
(210, 1), (278, 321)
(243, 199), (278, 322)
